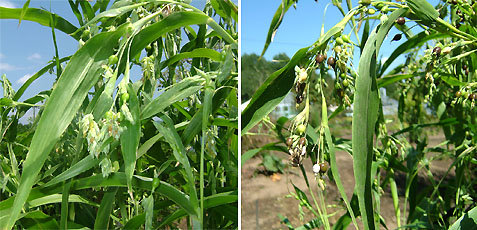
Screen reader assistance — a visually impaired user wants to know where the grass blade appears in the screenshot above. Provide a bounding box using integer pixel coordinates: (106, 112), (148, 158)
(94, 187), (118, 230)
(18, 0), (30, 26)
(353, 8), (407, 230)
(321, 94), (359, 229)
(2, 24), (128, 230)
(120, 84), (141, 191)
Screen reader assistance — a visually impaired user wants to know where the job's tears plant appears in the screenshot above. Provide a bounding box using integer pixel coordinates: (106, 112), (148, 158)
(242, 0), (476, 229)
(0, 0), (238, 229)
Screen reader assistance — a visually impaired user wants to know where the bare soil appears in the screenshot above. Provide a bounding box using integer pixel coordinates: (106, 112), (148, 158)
(241, 133), (453, 230)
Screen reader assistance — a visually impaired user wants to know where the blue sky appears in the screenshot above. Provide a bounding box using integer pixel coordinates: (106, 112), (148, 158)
(241, 0), (440, 67)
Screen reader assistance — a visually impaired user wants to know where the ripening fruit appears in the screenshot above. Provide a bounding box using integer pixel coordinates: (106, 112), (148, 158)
(146, 44), (152, 52)
(456, 91), (462, 97)
(463, 65), (468, 70)
(396, 17), (405, 25)
(313, 163), (320, 174)
(121, 93), (130, 104)
(433, 47), (442, 57)
(108, 55), (118, 65)
(343, 79), (349, 88)
(368, 8), (376, 15)
(335, 37), (344, 45)
(316, 54), (326, 64)
(319, 162), (329, 173)
(296, 124), (306, 134)
(299, 137), (306, 146)
(327, 57), (336, 68)
(105, 111), (113, 120)
(469, 93), (476, 100)
(334, 46), (342, 53)
(286, 137), (294, 147)
(342, 34), (351, 43)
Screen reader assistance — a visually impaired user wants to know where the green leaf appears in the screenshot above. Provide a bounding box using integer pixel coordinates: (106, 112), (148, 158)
(159, 48), (221, 70)
(0, 7), (80, 40)
(94, 187), (118, 230)
(141, 76), (204, 120)
(407, 0), (439, 24)
(19, 211), (58, 229)
(449, 205), (477, 230)
(143, 195), (154, 230)
(259, 0), (296, 58)
(352, 8), (407, 230)
(2, 24), (128, 230)
(241, 47), (309, 134)
(43, 155), (101, 188)
(321, 94), (358, 229)
(120, 84), (141, 191)
(18, 0), (30, 26)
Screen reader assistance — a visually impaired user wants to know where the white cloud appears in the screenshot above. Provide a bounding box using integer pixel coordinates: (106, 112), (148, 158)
(17, 74), (32, 84)
(0, 53), (4, 59)
(0, 62), (18, 71)
(0, 0), (16, 8)
(27, 53), (42, 61)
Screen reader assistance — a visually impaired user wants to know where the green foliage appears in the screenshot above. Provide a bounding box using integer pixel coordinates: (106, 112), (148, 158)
(244, 0), (477, 229)
(259, 152), (286, 173)
(0, 1), (237, 229)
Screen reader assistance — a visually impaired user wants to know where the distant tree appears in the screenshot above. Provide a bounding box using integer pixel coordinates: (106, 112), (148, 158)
(241, 53), (289, 101)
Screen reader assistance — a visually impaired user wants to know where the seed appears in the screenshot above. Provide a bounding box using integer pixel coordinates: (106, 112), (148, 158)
(316, 54), (326, 64)
(442, 47), (452, 55)
(121, 92), (130, 104)
(465, 69), (469, 75)
(296, 124), (306, 134)
(296, 94), (304, 104)
(456, 91), (462, 97)
(457, 9), (462, 15)
(327, 57), (336, 68)
(368, 8), (376, 14)
(334, 46), (342, 53)
(313, 163), (321, 174)
(286, 137), (294, 147)
(299, 137), (306, 146)
(392, 34), (402, 42)
(108, 55), (118, 65)
(451, 0), (458, 4)
(433, 47), (442, 57)
(396, 17), (405, 25)
(342, 34), (351, 43)
(469, 93), (476, 100)
(343, 79), (349, 88)
(319, 162), (329, 173)
(463, 65), (468, 70)
(336, 37), (344, 45)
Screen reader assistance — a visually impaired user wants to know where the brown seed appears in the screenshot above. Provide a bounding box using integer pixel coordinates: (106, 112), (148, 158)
(316, 54), (326, 64)
(286, 137), (294, 147)
(465, 69), (469, 75)
(299, 137), (306, 146)
(296, 94), (304, 104)
(392, 34), (402, 42)
(327, 57), (336, 68)
(433, 47), (442, 57)
(463, 65), (468, 70)
(451, 0), (457, 4)
(319, 162), (329, 173)
(396, 17), (405, 25)
(469, 93), (476, 100)
(456, 9), (462, 15)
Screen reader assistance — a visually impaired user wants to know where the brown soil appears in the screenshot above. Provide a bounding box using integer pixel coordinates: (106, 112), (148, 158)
(241, 132), (453, 230)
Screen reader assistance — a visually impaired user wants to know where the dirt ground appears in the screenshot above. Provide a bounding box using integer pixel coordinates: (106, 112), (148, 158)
(241, 133), (452, 230)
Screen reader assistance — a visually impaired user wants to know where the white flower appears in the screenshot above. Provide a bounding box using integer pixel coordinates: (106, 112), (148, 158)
(100, 158), (112, 178)
(313, 163), (320, 174)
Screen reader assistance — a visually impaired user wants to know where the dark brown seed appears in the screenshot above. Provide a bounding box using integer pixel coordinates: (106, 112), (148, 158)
(299, 137), (306, 146)
(463, 65), (468, 70)
(296, 82), (306, 94)
(316, 54), (326, 64)
(286, 137), (294, 147)
(392, 34), (402, 42)
(327, 57), (336, 68)
(396, 17), (405, 25)
(456, 9), (462, 15)
(456, 91), (462, 97)
(452, 0), (458, 4)
(296, 94), (304, 104)
(319, 162), (329, 173)
(433, 47), (442, 57)
(469, 93), (476, 100)
(465, 69), (469, 75)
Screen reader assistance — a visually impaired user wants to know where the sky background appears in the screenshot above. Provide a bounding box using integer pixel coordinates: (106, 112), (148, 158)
(242, 0), (440, 66)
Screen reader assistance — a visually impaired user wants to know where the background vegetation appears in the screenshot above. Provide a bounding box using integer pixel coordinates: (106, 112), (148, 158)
(0, 0), (237, 229)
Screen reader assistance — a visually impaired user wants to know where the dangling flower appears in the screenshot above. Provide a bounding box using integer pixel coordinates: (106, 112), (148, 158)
(100, 158), (113, 178)
(295, 66), (308, 83)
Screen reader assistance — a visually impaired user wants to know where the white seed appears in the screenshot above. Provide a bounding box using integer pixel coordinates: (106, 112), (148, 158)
(313, 163), (321, 174)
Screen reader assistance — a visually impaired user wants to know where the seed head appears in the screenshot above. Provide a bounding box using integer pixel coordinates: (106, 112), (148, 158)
(327, 57), (336, 68)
